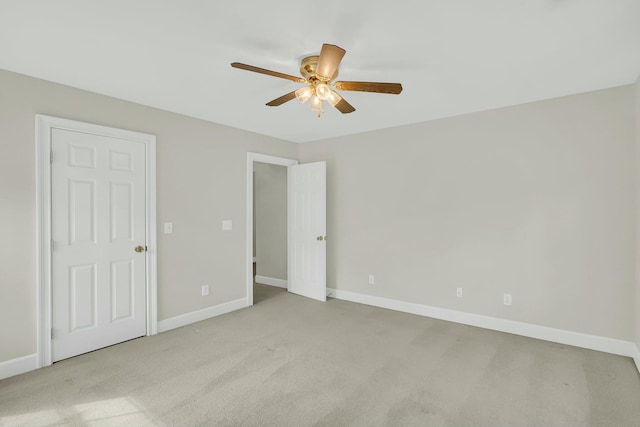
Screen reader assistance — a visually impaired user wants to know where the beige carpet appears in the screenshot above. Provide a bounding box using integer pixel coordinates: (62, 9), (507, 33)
(1, 284), (639, 426)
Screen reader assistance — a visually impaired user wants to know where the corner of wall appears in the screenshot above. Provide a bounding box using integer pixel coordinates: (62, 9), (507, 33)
(295, 138), (305, 163)
(636, 73), (640, 357)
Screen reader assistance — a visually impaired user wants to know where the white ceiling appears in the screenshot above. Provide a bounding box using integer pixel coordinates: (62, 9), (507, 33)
(1, 1), (639, 143)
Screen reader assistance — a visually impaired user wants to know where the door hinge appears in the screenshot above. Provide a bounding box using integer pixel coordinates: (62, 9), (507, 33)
(51, 328), (54, 340)
(51, 239), (54, 252)
(50, 151), (53, 164)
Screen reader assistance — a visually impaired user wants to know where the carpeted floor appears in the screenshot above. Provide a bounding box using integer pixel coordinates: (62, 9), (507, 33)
(1, 284), (639, 426)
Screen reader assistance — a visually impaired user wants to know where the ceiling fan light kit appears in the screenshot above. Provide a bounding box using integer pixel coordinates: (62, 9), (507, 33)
(231, 43), (403, 117)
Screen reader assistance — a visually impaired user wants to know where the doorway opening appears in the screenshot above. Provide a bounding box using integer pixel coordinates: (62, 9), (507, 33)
(253, 161), (288, 303)
(246, 153), (297, 306)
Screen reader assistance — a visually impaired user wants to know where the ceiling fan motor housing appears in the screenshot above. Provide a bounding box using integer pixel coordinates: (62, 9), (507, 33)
(300, 56), (338, 82)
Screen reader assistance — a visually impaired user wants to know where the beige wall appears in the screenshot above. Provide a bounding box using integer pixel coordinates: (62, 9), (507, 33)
(254, 162), (287, 280)
(0, 69), (297, 363)
(299, 85), (636, 340)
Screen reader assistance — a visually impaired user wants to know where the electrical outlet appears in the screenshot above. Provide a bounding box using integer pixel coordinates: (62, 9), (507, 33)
(456, 288), (463, 298)
(503, 293), (512, 306)
(368, 274), (375, 285)
(202, 285), (210, 296)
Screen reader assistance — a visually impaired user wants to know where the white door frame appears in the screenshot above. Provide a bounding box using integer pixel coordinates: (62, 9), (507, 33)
(35, 115), (158, 368)
(246, 152), (298, 306)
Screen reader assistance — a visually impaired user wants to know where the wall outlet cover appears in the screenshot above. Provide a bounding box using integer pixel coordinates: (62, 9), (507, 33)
(503, 293), (512, 306)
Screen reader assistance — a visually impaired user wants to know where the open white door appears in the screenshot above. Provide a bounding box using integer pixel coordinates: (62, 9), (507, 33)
(287, 161), (326, 301)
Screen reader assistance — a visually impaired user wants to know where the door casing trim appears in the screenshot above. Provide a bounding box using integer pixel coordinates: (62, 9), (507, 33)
(35, 114), (157, 367)
(246, 152), (297, 306)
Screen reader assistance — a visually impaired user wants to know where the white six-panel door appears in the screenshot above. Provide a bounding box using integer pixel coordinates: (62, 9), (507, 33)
(287, 162), (327, 301)
(51, 128), (147, 362)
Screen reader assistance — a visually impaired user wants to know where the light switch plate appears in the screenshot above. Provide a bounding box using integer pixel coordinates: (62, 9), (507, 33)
(222, 220), (232, 231)
(163, 222), (173, 234)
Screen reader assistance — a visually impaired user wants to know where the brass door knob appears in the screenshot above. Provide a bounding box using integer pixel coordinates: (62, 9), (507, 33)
(134, 245), (145, 253)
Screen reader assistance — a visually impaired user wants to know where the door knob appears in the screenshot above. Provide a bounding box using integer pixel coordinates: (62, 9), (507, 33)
(134, 245), (145, 253)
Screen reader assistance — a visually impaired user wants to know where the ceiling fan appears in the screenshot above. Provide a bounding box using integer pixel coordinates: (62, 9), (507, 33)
(231, 43), (403, 117)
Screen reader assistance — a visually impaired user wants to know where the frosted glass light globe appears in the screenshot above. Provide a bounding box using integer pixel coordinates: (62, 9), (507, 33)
(315, 83), (330, 101)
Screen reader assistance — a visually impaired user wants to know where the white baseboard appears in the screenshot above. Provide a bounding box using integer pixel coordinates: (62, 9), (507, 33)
(255, 275), (288, 289)
(328, 288), (639, 371)
(157, 298), (247, 333)
(0, 353), (38, 380)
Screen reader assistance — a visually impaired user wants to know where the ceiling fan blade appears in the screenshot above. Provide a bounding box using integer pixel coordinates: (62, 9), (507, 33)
(332, 96), (356, 114)
(231, 62), (306, 83)
(334, 81), (403, 94)
(266, 90), (297, 106)
(316, 44), (346, 80)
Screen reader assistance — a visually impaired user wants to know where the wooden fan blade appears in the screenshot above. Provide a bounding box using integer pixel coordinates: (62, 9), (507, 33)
(333, 97), (356, 114)
(334, 81), (403, 94)
(266, 90), (297, 106)
(316, 44), (346, 80)
(231, 62), (306, 83)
